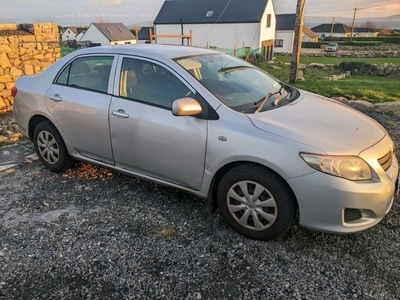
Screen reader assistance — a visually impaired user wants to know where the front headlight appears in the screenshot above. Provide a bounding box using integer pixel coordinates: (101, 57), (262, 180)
(300, 153), (372, 181)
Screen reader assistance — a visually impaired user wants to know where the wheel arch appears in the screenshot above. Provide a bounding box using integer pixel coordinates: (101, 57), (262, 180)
(28, 114), (53, 141)
(209, 161), (299, 212)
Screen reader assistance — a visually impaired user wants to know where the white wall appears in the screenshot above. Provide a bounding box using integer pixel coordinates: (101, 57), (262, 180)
(154, 23), (262, 49)
(76, 32), (85, 42)
(81, 25), (110, 45)
(316, 32), (349, 38)
(80, 26), (137, 45)
(274, 31), (294, 53)
(111, 39), (137, 45)
(259, 0), (276, 47)
(153, 1), (276, 50)
(62, 29), (77, 41)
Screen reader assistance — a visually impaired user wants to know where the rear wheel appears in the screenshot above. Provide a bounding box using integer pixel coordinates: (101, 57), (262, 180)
(33, 121), (74, 172)
(217, 164), (296, 241)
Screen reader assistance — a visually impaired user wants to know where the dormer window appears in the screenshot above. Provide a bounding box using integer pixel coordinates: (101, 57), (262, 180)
(206, 10), (214, 17)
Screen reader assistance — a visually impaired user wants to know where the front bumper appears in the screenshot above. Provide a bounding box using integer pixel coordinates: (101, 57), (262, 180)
(288, 135), (398, 234)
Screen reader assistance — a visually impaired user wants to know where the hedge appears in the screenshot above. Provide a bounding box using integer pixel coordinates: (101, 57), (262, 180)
(323, 36), (400, 44)
(302, 41), (383, 48)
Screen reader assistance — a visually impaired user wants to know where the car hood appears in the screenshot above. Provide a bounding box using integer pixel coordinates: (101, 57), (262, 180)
(247, 90), (386, 155)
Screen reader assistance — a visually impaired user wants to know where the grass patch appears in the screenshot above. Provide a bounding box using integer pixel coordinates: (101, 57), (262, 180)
(61, 47), (76, 57)
(261, 63), (400, 102)
(274, 56), (400, 65)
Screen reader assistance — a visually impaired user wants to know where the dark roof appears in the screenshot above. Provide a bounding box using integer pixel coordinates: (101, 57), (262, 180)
(276, 14), (318, 39)
(138, 26), (154, 40)
(154, 0), (270, 24)
(92, 23), (136, 41)
(311, 23), (351, 33)
(276, 14), (296, 30)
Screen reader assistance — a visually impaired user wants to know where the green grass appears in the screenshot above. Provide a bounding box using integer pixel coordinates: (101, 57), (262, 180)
(61, 47), (76, 57)
(274, 56), (400, 65)
(260, 63), (400, 102)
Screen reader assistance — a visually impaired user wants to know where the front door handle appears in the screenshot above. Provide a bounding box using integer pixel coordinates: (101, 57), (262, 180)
(112, 109), (129, 119)
(49, 94), (62, 103)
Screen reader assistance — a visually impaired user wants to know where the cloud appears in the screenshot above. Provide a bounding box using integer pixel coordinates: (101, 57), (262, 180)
(89, 0), (123, 6)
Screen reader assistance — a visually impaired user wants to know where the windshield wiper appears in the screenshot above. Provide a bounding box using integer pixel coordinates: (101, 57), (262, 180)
(254, 84), (285, 113)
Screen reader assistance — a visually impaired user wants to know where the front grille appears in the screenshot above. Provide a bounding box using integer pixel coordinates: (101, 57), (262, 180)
(378, 151), (392, 172)
(344, 208), (362, 223)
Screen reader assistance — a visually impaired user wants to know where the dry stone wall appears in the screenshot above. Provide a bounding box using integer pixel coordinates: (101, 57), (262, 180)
(0, 23), (61, 113)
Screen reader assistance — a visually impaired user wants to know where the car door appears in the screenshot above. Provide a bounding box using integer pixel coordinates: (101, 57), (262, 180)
(109, 56), (207, 190)
(45, 55), (116, 164)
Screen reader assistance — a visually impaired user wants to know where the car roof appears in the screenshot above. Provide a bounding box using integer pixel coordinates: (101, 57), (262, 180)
(70, 44), (220, 60)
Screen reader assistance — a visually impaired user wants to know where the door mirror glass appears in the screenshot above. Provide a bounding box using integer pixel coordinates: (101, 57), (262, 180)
(172, 98), (202, 116)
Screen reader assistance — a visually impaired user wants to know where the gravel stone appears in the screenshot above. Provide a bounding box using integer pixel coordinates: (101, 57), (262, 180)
(0, 111), (399, 299)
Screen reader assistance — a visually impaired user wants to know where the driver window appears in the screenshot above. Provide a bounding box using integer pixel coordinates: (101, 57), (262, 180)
(119, 58), (193, 109)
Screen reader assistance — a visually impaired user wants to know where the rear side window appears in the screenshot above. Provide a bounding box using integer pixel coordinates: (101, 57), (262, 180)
(119, 58), (193, 109)
(55, 56), (114, 93)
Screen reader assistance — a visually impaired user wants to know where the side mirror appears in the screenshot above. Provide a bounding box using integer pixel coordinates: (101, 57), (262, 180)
(172, 98), (202, 116)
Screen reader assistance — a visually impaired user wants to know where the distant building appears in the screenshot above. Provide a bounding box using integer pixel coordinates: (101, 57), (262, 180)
(274, 14), (318, 53)
(311, 23), (352, 38)
(137, 26), (155, 44)
(353, 27), (379, 37)
(81, 23), (137, 46)
(154, 0), (276, 60)
(61, 27), (87, 42)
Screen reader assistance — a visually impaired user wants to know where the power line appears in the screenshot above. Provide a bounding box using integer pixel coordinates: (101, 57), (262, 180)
(199, 0), (232, 47)
(306, 1), (399, 14)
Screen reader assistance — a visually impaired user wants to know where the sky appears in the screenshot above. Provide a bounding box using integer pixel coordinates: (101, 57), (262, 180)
(0, 0), (399, 27)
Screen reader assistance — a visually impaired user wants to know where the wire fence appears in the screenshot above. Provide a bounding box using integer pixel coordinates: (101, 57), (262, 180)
(207, 46), (263, 57)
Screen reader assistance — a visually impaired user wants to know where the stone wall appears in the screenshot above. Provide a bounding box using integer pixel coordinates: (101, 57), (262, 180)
(0, 23), (61, 113)
(276, 45), (400, 58)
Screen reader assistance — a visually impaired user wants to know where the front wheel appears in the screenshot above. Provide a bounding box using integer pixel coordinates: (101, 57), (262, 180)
(217, 164), (297, 241)
(33, 121), (74, 172)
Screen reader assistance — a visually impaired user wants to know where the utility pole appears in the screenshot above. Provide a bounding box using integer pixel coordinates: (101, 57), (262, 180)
(289, 0), (306, 84)
(350, 8), (358, 41)
(330, 17), (335, 38)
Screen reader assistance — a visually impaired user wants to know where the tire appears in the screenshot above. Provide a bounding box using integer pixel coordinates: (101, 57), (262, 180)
(33, 121), (74, 173)
(217, 164), (297, 241)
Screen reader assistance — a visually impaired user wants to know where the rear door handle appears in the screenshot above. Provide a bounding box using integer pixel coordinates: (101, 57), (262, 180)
(112, 109), (129, 119)
(49, 94), (62, 103)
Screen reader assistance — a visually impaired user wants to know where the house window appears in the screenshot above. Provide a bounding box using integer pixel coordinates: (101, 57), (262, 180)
(206, 10), (214, 17)
(266, 14), (271, 28)
(125, 42), (131, 44)
(321, 34), (325, 38)
(275, 39), (283, 47)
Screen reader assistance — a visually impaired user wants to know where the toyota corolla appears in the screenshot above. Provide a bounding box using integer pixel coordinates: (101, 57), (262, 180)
(13, 45), (398, 241)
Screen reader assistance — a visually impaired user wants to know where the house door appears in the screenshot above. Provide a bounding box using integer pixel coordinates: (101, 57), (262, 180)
(262, 40), (274, 62)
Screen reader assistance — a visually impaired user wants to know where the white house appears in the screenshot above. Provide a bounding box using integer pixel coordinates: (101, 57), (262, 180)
(75, 30), (86, 41)
(274, 14), (318, 53)
(81, 23), (137, 46)
(353, 27), (379, 37)
(311, 23), (352, 38)
(62, 27), (88, 42)
(61, 27), (78, 41)
(153, 0), (276, 61)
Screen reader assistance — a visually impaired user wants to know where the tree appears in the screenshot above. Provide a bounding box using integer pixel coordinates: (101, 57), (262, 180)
(361, 20), (378, 30)
(95, 16), (109, 23)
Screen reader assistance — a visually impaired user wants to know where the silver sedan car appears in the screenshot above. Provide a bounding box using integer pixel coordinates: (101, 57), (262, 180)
(13, 45), (398, 241)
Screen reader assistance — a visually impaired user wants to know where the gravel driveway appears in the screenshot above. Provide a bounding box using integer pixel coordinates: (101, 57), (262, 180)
(1, 112), (400, 299)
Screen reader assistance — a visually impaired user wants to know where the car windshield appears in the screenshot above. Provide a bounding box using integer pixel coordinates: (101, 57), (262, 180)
(174, 53), (289, 113)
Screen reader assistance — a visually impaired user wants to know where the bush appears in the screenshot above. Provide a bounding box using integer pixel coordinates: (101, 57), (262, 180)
(323, 36), (400, 44)
(241, 53), (265, 65)
(302, 41), (383, 48)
